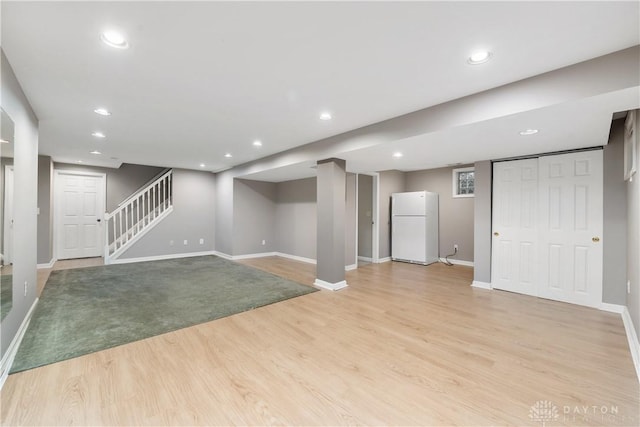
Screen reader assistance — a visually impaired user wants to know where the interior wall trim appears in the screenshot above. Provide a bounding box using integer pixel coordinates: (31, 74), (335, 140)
(621, 306), (640, 383)
(313, 278), (348, 291)
(36, 258), (56, 269)
(492, 146), (603, 164)
(471, 281), (492, 290)
(599, 303), (625, 313)
(0, 298), (38, 390)
(112, 250), (218, 265)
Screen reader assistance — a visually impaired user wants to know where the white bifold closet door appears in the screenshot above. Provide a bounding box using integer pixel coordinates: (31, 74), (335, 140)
(491, 150), (603, 308)
(538, 151), (603, 307)
(491, 158), (539, 297)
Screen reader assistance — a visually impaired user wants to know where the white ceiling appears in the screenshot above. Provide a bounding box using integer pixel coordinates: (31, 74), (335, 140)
(1, 1), (639, 178)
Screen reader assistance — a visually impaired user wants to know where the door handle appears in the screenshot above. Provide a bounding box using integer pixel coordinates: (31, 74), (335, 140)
(97, 219), (102, 223)
(493, 232), (499, 236)
(592, 236), (600, 242)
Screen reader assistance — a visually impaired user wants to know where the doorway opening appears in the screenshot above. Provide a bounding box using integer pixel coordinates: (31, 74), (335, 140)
(356, 173), (379, 266)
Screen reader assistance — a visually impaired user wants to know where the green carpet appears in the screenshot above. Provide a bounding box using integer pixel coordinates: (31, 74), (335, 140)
(10, 255), (316, 374)
(1, 274), (12, 322)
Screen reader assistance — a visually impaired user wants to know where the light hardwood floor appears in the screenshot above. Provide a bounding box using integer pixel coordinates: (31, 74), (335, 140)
(1, 257), (638, 426)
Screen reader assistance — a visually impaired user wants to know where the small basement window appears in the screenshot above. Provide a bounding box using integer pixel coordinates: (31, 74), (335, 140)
(452, 167), (474, 198)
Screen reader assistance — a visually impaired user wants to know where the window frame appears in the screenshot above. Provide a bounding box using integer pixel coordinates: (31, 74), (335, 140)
(452, 166), (475, 198)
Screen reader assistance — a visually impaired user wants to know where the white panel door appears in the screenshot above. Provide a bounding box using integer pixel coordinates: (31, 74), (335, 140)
(57, 173), (105, 260)
(491, 159), (538, 296)
(538, 150), (603, 307)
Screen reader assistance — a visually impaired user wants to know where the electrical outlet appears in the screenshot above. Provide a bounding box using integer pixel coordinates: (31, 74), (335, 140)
(183, 240), (188, 245)
(261, 240), (266, 245)
(628, 280), (632, 294)
(199, 238), (204, 245)
(169, 240), (174, 246)
(454, 244), (459, 252)
(24, 281), (28, 296)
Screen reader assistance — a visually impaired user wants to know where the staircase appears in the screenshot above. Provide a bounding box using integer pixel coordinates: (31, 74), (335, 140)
(104, 169), (173, 264)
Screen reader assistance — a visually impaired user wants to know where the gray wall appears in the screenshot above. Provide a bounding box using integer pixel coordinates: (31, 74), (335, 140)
(316, 159), (346, 284)
(230, 174), (356, 269)
(627, 110), (640, 341)
(358, 174), (373, 258)
(473, 160), (492, 284)
(275, 177), (317, 260)
(603, 120), (628, 305)
(233, 179), (277, 255)
(214, 171), (234, 255)
(378, 170), (405, 259)
(1, 51), (39, 358)
(405, 165), (475, 262)
(345, 173), (356, 267)
(37, 155), (53, 264)
(119, 169), (216, 259)
(54, 162), (164, 211)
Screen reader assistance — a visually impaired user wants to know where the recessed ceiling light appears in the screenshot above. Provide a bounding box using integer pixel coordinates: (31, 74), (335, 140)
(200, 163), (206, 168)
(100, 31), (129, 49)
(519, 129), (539, 136)
(467, 50), (492, 65)
(94, 108), (111, 116)
(392, 152), (403, 158)
(90, 150), (102, 155)
(0, 139), (9, 144)
(253, 140), (262, 147)
(92, 131), (106, 138)
(224, 153), (232, 158)
(319, 112), (332, 121)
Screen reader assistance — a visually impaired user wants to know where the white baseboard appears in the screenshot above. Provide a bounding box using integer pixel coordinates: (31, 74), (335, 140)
(621, 307), (640, 383)
(599, 302), (625, 314)
(0, 298), (39, 390)
(358, 256), (373, 262)
(377, 257), (391, 263)
(231, 252), (277, 260)
(273, 252), (317, 265)
(471, 280), (492, 290)
(111, 250), (218, 265)
(313, 278), (348, 291)
(215, 251), (317, 265)
(37, 258), (56, 269)
(345, 263), (358, 271)
(213, 251), (233, 260)
(447, 259), (474, 267)
(228, 251), (355, 272)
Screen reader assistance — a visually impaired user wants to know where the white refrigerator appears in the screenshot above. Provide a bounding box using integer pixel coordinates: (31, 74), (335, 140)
(391, 191), (439, 265)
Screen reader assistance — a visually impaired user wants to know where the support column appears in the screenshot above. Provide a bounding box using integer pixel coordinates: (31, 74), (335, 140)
(315, 158), (348, 291)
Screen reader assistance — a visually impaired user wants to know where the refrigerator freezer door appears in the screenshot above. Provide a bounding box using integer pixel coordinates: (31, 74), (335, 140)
(392, 191), (426, 216)
(392, 216), (426, 263)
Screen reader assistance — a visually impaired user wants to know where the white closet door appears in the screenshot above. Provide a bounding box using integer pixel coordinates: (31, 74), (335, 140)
(491, 159), (539, 296)
(538, 150), (603, 307)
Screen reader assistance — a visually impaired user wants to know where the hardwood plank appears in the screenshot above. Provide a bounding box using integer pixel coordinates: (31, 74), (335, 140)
(2, 257), (638, 426)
